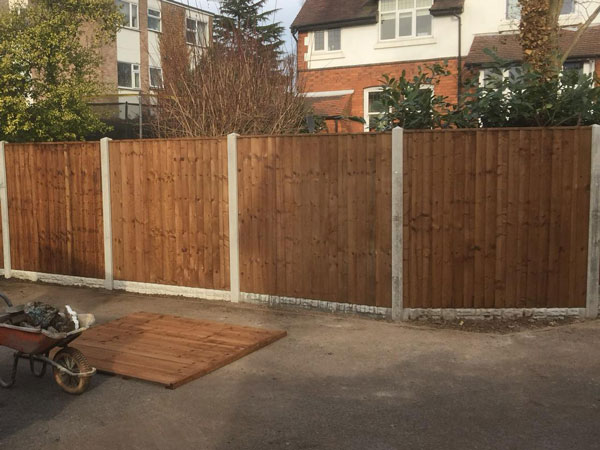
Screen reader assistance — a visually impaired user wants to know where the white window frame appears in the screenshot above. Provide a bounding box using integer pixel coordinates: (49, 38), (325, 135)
(478, 60), (595, 87)
(149, 66), (163, 89)
(364, 87), (385, 132)
(363, 84), (435, 131)
(117, 0), (139, 30)
(148, 8), (161, 32)
(117, 61), (140, 89)
(186, 17), (208, 46)
(313, 29), (342, 52)
(506, 0), (575, 20)
(379, 0), (433, 41)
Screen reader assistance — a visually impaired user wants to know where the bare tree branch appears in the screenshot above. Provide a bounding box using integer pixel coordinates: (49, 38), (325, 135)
(560, 4), (600, 65)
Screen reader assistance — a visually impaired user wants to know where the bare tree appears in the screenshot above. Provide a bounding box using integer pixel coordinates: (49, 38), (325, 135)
(152, 13), (308, 138)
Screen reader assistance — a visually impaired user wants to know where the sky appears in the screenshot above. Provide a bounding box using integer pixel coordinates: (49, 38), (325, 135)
(180, 0), (306, 53)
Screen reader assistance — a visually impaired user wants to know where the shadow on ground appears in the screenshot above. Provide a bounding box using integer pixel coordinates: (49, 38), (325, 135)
(0, 279), (598, 450)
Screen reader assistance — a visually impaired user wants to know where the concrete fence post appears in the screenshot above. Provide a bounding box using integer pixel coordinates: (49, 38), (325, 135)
(0, 141), (11, 279)
(391, 127), (404, 320)
(586, 125), (600, 318)
(227, 133), (240, 303)
(100, 138), (114, 290)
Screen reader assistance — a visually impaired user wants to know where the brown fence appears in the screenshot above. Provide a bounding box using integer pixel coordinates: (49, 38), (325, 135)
(237, 134), (391, 307)
(109, 138), (229, 290)
(403, 128), (592, 309)
(0, 127), (596, 313)
(4, 142), (104, 278)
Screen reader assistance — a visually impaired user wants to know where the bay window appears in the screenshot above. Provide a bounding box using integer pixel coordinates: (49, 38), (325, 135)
(380, 0), (433, 41)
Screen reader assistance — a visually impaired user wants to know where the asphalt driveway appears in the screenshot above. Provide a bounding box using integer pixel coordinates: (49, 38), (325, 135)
(0, 280), (598, 450)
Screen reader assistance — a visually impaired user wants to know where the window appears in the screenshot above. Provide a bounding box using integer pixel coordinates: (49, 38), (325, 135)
(117, 62), (140, 89)
(507, 0), (574, 20)
(563, 61), (584, 75)
(364, 85), (433, 131)
(380, 0), (433, 41)
(148, 8), (161, 32)
(479, 65), (522, 86)
(186, 18), (208, 46)
(364, 88), (385, 131)
(149, 67), (163, 88)
(314, 29), (341, 52)
(116, 0), (138, 29)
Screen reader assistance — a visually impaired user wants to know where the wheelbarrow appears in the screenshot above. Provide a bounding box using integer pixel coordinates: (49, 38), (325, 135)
(0, 293), (96, 394)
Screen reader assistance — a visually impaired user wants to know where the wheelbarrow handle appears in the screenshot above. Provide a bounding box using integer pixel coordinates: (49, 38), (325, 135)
(0, 292), (12, 307)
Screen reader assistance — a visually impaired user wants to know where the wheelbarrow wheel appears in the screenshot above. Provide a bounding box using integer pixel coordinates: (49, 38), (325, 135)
(52, 348), (92, 395)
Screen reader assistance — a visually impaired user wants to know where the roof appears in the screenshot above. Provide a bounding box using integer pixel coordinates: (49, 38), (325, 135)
(291, 0), (378, 32)
(291, 0), (464, 32)
(306, 94), (353, 117)
(430, 0), (464, 16)
(466, 25), (600, 65)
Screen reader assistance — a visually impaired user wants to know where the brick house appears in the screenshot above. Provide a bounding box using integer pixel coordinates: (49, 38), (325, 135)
(292, 0), (600, 132)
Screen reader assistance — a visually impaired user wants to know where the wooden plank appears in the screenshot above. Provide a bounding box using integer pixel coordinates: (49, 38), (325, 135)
(494, 131), (509, 308)
(484, 130), (498, 308)
(462, 131), (476, 309)
(77, 313), (286, 389)
(525, 129), (542, 307)
(375, 133), (392, 308)
(504, 130), (520, 308)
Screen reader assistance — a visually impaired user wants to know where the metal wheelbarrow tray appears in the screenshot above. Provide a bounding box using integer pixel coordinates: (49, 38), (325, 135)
(0, 294), (96, 395)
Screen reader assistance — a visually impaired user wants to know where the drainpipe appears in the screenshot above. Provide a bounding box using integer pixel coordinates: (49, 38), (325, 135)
(453, 13), (462, 103)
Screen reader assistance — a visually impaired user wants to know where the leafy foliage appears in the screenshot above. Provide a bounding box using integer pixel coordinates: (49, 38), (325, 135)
(459, 56), (600, 127)
(372, 63), (456, 130)
(374, 56), (600, 130)
(0, 0), (121, 142)
(214, 0), (285, 53)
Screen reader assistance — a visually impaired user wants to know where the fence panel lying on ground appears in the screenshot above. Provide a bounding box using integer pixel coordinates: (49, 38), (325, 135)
(237, 134), (392, 307)
(109, 138), (230, 290)
(4, 142), (104, 278)
(403, 128), (592, 309)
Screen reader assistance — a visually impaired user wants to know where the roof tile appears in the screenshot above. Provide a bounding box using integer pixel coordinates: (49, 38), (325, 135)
(466, 25), (600, 65)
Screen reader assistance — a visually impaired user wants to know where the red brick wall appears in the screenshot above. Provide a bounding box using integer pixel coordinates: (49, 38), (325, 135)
(299, 58), (459, 132)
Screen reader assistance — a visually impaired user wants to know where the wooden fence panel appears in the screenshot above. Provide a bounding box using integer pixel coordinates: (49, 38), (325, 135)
(403, 128), (592, 309)
(237, 134), (392, 307)
(4, 142), (104, 278)
(109, 138), (229, 289)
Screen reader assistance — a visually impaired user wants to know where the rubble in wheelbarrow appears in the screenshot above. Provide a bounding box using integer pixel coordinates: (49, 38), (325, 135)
(18, 302), (80, 334)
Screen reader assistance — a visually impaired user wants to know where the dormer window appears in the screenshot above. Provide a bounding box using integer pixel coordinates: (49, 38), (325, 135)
(506, 0), (574, 20)
(314, 29), (341, 52)
(380, 0), (433, 41)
